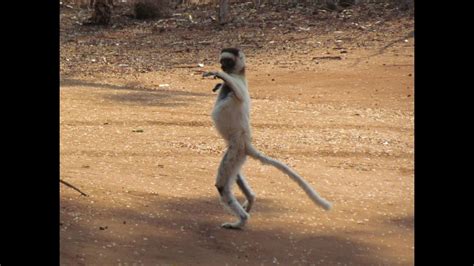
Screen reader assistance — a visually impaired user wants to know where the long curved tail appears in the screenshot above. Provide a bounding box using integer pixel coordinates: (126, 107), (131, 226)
(246, 144), (332, 211)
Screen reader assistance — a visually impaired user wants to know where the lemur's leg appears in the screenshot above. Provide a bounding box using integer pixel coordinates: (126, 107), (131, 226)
(236, 173), (256, 212)
(215, 142), (249, 229)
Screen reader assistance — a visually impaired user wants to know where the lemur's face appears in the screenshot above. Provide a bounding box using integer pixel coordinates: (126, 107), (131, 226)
(220, 48), (245, 74)
(220, 57), (235, 72)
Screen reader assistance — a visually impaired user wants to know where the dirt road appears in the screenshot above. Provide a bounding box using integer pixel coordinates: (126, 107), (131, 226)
(60, 39), (414, 264)
(60, 3), (414, 263)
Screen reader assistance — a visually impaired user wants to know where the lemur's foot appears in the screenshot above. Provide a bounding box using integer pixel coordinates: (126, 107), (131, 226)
(221, 214), (248, 230)
(221, 221), (246, 230)
(242, 200), (254, 213)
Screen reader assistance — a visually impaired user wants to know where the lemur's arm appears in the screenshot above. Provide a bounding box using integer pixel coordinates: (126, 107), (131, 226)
(203, 71), (244, 101)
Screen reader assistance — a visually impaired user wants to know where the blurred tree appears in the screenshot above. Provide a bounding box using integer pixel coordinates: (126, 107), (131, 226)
(84, 0), (112, 25)
(325, 0), (357, 10)
(338, 0), (356, 7)
(89, 0), (114, 9)
(252, 0), (261, 11)
(397, 0), (414, 11)
(134, 0), (171, 19)
(325, 0), (337, 10)
(218, 0), (230, 24)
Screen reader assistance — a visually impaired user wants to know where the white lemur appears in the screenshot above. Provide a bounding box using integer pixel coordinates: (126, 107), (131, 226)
(203, 48), (332, 230)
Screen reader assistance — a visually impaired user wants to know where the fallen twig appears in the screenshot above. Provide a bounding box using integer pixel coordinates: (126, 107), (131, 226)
(60, 179), (88, 196)
(351, 30), (414, 66)
(174, 64), (199, 68)
(313, 56), (342, 60)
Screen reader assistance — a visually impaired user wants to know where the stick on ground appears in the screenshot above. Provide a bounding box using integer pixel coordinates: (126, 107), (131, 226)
(60, 179), (88, 196)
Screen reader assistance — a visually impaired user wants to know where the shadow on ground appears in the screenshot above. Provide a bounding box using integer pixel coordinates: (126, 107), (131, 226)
(60, 78), (210, 107)
(60, 192), (388, 265)
(387, 215), (414, 230)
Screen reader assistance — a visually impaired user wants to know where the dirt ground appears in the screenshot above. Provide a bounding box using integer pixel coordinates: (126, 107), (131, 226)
(60, 2), (414, 265)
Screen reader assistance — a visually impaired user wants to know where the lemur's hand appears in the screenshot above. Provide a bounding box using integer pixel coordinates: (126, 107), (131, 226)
(212, 83), (223, 92)
(202, 71), (219, 78)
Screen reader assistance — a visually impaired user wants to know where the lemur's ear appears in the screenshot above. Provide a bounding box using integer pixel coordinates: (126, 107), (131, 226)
(221, 48), (241, 57)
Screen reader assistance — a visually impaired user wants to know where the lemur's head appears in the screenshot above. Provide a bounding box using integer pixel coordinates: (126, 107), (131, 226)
(219, 48), (246, 75)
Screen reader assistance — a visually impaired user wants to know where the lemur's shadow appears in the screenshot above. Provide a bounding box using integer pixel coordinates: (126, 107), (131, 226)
(60, 193), (390, 265)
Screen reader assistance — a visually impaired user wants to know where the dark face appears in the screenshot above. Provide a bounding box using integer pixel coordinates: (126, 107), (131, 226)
(220, 57), (235, 72)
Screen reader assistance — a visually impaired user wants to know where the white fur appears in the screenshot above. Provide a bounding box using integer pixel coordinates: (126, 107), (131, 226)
(207, 49), (331, 230)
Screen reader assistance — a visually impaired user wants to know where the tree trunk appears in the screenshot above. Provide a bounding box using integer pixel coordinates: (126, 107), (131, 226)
(338, 0), (356, 8)
(134, 0), (171, 20)
(399, 0), (414, 11)
(253, 0), (261, 11)
(218, 0), (229, 25)
(325, 0), (337, 10)
(85, 0), (112, 25)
